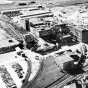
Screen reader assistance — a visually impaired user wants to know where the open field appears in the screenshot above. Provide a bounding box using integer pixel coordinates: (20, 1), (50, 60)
(0, 0), (88, 11)
(3, 0), (88, 6)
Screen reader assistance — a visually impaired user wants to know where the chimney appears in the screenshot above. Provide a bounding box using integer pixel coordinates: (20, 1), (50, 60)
(25, 18), (30, 31)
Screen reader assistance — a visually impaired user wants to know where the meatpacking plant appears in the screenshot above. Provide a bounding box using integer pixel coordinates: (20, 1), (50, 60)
(1, 0), (88, 88)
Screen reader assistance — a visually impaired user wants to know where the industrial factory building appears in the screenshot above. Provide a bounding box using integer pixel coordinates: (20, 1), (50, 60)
(1, 0), (88, 88)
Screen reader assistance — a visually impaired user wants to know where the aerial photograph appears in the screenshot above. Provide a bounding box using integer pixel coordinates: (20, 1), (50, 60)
(1, 0), (88, 88)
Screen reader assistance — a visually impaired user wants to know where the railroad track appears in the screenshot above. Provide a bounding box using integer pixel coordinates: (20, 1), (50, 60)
(0, 18), (24, 41)
(46, 65), (88, 88)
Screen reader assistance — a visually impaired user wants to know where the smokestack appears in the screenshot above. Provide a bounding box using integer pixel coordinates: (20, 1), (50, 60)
(25, 18), (30, 31)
